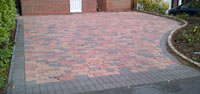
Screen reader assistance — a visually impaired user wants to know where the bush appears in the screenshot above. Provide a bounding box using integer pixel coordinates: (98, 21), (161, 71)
(138, 0), (169, 14)
(176, 13), (190, 20)
(179, 26), (200, 46)
(0, 0), (16, 89)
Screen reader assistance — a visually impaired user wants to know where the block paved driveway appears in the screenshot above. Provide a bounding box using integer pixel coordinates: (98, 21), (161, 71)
(12, 12), (200, 94)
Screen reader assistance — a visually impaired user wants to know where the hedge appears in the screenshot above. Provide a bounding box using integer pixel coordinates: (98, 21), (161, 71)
(0, 0), (16, 89)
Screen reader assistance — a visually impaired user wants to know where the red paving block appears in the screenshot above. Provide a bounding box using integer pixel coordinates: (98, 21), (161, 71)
(22, 12), (181, 84)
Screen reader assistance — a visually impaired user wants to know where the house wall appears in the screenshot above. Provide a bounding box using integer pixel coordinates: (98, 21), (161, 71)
(179, 0), (182, 5)
(20, 0), (97, 15)
(108, 0), (131, 11)
(97, 0), (107, 11)
(172, 0), (179, 8)
(171, 0), (187, 8)
(165, 0), (188, 9)
(82, 0), (97, 12)
(21, 0), (70, 15)
(98, 0), (132, 11)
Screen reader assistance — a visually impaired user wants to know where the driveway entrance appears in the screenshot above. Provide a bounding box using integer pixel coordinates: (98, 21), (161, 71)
(11, 12), (200, 94)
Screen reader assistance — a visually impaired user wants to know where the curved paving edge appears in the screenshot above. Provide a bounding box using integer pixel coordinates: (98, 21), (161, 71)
(137, 10), (200, 67)
(167, 19), (200, 67)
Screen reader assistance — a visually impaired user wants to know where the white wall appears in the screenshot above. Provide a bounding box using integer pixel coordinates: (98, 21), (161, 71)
(165, 0), (172, 9)
(179, 0), (182, 5)
(165, 0), (183, 9)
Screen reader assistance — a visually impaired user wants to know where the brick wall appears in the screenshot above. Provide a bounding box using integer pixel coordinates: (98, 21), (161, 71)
(20, 0), (96, 15)
(108, 0), (131, 11)
(21, 0), (70, 15)
(82, 0), (97, 12)
(97, 0), (107, 11)
(98, 0), (132, 11)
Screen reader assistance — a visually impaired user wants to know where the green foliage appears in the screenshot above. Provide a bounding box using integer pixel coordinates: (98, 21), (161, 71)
(191, 0), (200, 8)
(138, 0), (169, 14)
(181, 31), (195, 46)
(196, 14), (200, 18)
(176, 13), (190, 20)
(0, 0), (16, 89)
(179, 26), (200, 46)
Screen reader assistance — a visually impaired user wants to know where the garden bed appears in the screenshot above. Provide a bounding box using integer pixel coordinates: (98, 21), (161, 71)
(0, 28), (16, 94)
(0, 0), (16, 93)
(172, 16), (200, 63)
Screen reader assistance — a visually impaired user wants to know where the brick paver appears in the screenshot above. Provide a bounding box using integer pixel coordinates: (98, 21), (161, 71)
(11, 12), (200, 94)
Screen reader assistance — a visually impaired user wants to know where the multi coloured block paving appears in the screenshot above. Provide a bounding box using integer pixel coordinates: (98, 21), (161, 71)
(10, 12), (200, 94)
(19, 12), (183, 86)
(22, 12), (181, 85)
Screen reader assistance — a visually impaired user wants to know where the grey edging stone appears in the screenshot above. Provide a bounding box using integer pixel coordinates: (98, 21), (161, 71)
(7, 20), (20, 94)
(7, 19), (25, 94)
(136, 10), (200, 67)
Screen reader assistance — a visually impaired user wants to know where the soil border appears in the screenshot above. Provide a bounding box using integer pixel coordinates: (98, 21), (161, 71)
(135, 10), (200, 67)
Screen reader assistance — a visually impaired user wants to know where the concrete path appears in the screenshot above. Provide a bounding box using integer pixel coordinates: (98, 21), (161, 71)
(11, 12), (200, 94)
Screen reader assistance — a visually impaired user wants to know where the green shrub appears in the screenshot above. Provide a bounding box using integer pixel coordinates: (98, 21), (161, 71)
(176, 13), (190, 20)
(0, 0), (16, 89)
(138, 0), (169, 14)
(179, 26), (200, 46)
